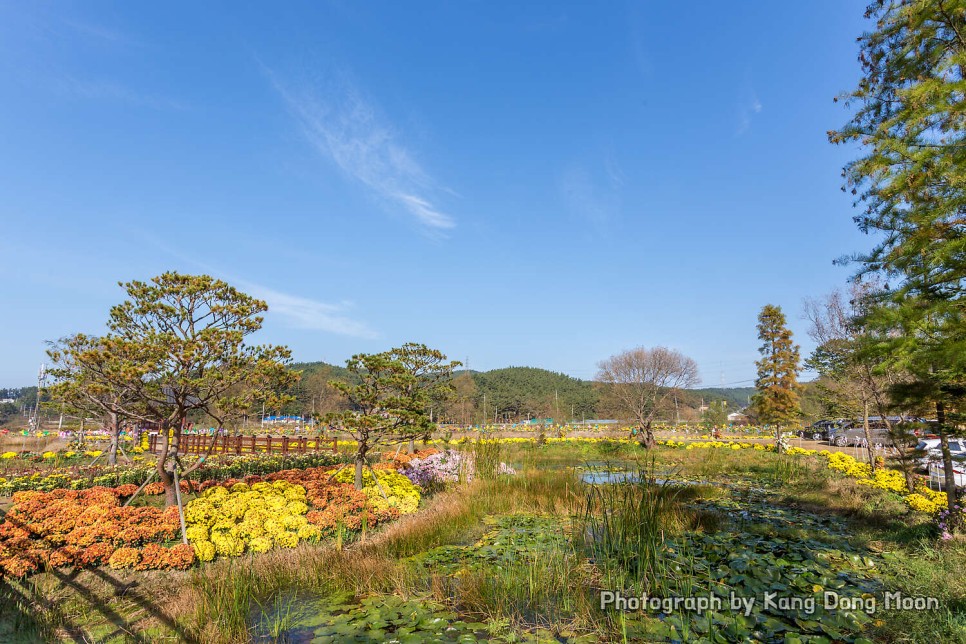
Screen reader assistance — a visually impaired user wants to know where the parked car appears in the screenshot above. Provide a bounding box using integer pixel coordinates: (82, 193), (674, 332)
(799, 420), (850, 441)
(929, 459), (966, 490)
(825, 416), (925, 446)
(826, 425), (893, 447)
(916, 438), (966, 472)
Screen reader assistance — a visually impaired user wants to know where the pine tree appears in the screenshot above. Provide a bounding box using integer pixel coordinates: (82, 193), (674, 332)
(830, 1), (966, 506)
(752, 305), (802, 450)
(48, 273), (297, 508)
(327, 344), (459, 490)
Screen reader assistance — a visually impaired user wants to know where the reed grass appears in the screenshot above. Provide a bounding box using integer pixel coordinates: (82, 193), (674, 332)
(576, 459), (685, 595)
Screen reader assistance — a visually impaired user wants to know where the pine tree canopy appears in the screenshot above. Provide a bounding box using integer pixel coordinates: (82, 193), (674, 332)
(753, 304), (802, 427)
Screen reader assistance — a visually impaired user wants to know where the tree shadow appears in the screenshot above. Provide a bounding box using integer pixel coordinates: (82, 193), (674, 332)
(0, 577), (73, 643)
(87, 566), (196, 642)
(0, 508), (196, 643)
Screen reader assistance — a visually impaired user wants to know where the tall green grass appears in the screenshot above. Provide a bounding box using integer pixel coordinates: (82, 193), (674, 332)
(576, 459), (684, 595)
(771, 453), (808, 485)
(472, 438), (503, 480)
(454, 546), (598, 633)
(187, 560), (259, 641)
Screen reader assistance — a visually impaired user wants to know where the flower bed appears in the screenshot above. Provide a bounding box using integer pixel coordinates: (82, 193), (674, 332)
(331, 466), (421, 514)
(816, 449), (947, 513)
(383, 448), (439, 469)
(658, 439), (947, 514)
(0, 457), (421, 576)
(399, 449), (516, 489)
(185, 464), (421, 560)
(659, 439), (772, 451)
(185, 481), (319, 560)
(401, 449), (465, 487)
(0, 487), (194, 578)
(0, 451), (350, 496)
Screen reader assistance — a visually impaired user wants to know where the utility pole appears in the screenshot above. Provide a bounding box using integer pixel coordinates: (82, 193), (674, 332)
(31, 364), (46, 432)
(482, 393), (486, 428)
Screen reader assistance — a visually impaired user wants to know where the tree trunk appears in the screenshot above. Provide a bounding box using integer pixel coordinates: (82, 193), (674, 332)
(937, 401), (958, 510)
(354, 444), (367, 491)
(408, 438), (415, 454)
(862, 401), (875, 473)
(107, 412), (120, 467)
(775, 425), (784, 454)
(875, 395), (914, 492)
(157, 426), (180, 507)
(108, 434), (119, 467)
(642, 422), (656, 449)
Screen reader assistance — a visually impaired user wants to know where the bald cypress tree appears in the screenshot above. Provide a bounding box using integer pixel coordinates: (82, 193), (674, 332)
(830, 0), (966, 507)
(753, 305), (802, 450)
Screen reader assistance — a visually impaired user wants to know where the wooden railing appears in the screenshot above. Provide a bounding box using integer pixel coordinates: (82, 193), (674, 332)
(147, 434), (338, 455)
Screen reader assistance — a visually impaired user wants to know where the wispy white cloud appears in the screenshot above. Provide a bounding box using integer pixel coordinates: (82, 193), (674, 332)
(241, 282), (379, 339)
(560, 157), (623, 229)
(736, 91), (762, 136)
(267, 71), (455, 230)
(53, 76), (187, 110)
(131, 230), (377, 339)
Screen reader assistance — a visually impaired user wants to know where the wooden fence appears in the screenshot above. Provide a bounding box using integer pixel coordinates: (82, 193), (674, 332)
(147, 434), (338, 456)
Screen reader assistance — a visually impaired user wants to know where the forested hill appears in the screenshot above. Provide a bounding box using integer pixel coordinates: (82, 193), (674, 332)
(471, 366), (598, 420)
(289, 361), (352, 382)
(288, 361), (754, 420)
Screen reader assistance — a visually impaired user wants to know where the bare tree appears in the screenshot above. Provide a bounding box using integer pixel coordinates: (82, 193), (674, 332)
(596, 346), (699, 448)
(804, 283), (910, 482)
(439, 372), (478, 426)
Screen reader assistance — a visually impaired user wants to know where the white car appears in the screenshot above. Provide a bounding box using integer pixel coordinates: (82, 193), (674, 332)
(916, 438), (966, 471)
(929, 461), (966, 490)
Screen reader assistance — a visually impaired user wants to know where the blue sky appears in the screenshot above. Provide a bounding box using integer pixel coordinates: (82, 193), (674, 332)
(0, 1), (871, 387)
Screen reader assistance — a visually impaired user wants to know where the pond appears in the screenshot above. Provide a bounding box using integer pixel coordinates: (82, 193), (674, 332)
(252, 516), (583, 643)
(579, 469), (641, 484)
(253, 592), (500, 643)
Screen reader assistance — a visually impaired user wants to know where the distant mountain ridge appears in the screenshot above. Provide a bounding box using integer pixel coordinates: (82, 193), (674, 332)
(289, 361), (756, 415)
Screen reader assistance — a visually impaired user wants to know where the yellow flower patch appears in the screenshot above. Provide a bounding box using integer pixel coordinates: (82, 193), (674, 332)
(184, 479), (320, 559)
(331, 468), (421, 514)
